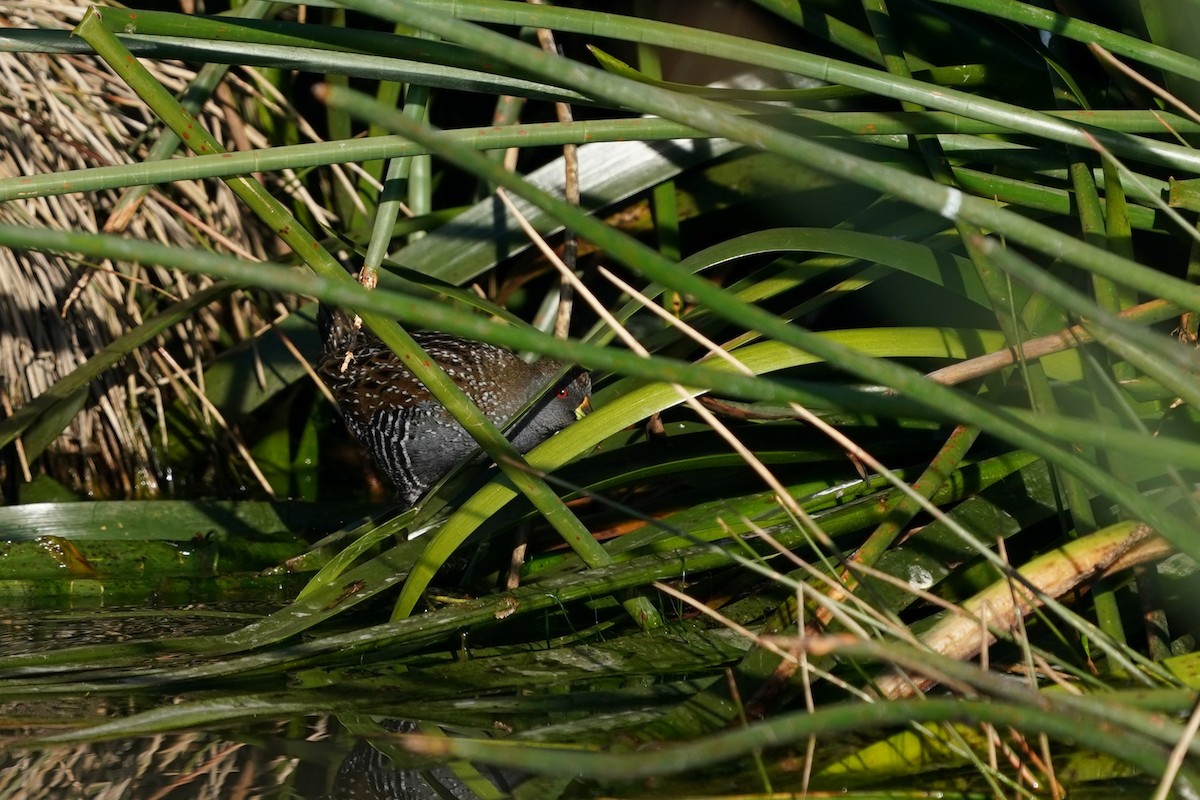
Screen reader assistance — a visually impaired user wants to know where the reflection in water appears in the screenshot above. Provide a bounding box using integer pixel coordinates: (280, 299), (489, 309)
(0, 717), (525, 800)
(0, 610), (529, 799)
(330, 720), (524, 800)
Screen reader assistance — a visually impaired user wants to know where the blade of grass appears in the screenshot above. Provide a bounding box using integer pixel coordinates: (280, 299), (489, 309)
(321, 76), (1200, 561)
(71, 7), (662, 630)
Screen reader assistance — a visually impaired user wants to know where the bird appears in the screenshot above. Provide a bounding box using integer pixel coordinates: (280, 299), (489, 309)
(317, 306), (591, 506)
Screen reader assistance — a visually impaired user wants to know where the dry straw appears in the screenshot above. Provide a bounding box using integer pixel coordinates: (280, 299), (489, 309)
(0, 1), (283, 497)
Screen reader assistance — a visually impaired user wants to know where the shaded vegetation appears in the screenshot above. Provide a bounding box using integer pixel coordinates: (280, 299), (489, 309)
(1, 0), (1200, 797)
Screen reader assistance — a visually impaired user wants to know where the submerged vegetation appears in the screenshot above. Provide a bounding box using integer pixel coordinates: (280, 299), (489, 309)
(1, 0), (1200, 796)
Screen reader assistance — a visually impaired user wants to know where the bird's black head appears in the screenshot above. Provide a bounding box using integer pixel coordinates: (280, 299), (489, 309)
(508, 370), (591, 453)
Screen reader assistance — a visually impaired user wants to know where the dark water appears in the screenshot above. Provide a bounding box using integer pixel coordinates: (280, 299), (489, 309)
(0, 607), (527, 800)
(0, 605), (1173, 799)
(1, 718), (523, 800)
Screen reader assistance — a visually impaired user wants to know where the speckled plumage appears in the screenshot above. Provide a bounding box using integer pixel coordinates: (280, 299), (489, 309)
(317, 307), (590, 506)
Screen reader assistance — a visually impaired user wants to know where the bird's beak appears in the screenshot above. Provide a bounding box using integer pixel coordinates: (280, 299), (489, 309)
(575, 395), (592, 421)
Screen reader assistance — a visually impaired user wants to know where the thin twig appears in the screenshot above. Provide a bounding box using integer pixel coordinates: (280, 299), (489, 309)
(1153, 697), (1200, 800)
(155, 347), (276, 498)
(527, 0), (578, 339)
(926, 299), (1170, 386)
(1089, 42), (1200, 128)
(278, 331), (336, 408)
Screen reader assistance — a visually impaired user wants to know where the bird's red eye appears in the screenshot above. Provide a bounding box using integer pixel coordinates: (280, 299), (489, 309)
(556, 387), (570, 399)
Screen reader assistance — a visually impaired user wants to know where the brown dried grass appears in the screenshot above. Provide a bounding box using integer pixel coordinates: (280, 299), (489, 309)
(0, 2), (295, 498)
